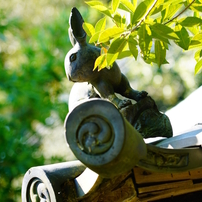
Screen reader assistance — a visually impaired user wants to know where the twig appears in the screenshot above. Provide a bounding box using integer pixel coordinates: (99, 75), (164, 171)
(131, 0), (158, 32)
(164, 0), (196, 25)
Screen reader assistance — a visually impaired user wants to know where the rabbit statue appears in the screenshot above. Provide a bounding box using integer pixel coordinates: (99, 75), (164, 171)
(65, 7), (148, 109)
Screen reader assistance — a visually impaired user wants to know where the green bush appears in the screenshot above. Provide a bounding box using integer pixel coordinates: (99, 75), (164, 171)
(0, 1), (72, 201)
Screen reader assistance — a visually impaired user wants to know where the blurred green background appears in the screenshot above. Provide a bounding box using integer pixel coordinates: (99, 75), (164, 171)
(0, 0), (201, 201)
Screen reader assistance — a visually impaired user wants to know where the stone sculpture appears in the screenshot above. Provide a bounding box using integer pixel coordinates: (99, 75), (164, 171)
(65, 7), (173, 139)
(63, 7), (174, 178)
(64, 7), (148, 109)
(21, 7), (202, 202)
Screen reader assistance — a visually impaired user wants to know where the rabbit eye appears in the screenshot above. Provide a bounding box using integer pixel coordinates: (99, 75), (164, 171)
(70, 53), (77, 62)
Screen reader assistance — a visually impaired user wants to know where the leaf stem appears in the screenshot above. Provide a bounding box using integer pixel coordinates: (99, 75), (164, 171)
(131, 0), (158, 33)
(164, 0), (196, 25)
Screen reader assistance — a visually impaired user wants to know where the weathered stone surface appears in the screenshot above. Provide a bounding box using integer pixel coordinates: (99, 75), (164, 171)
(65, 98), (147, 178)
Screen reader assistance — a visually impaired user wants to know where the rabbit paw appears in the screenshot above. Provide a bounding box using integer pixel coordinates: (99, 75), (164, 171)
(118, 99), (132, 109)
(136, 91), (148, 102)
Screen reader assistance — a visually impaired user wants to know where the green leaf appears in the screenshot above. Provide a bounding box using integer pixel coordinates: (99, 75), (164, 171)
(144, 53), (156, 64)
(132, 0), (153, 25)
(189, 40), (202, 49)
(150, 23), (179, 40)
(151, 29), (170, 44)
(113, 13), (125, 27)
(107, 37), (127, 66)
(162, 0), (183, 6)
(195, 58), (202, 74)
(191, 3), (202, 12)
(118, 50), (132, 59)
(85, 1), (104, 6)
(175, 25), (190, 50)
(179, 17), (202, 27)
(151, 5), (164, 16)
(155, 40), (166, 67)
(83, 22), (95, 37)
(87, 3), (113, 17)
(119, 0), (135, 13)
(112, 0), (120, 13)
(94, 54), (107, 71)
(89, 32), (101, 43)
(95, 17), (106, 32)
(128, 37), (138, 60)
(189, 33), (202, 49)
(98, 27), (125, 43)
(194, 49), (202, 62)
(132, 0), (137, 8)
(161, 4), (182, 23)
(192, 33), (202, 42)
(138, 23), (152, 57)
(187, 26), (200, 36)
(162, 0), (182, 6)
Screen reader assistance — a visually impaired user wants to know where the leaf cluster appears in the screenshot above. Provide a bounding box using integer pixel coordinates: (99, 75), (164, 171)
(84, 0), (202, 74)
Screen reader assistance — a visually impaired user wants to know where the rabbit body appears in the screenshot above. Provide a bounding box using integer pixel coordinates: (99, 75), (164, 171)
(65, 7), (147, 109)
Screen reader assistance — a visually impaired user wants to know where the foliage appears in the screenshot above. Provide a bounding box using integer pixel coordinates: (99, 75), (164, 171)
(84, 0), (202, 74)
(0, 1), (74, 201)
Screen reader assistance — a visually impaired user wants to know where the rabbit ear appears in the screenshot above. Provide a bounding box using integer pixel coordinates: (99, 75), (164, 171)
(69, 7), (87, 46)
(68, 27), (77, 46)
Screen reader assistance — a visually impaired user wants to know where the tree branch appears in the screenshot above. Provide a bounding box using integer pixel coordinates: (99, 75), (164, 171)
(164, 0), (196, 25)
(131, 0), (158, 33)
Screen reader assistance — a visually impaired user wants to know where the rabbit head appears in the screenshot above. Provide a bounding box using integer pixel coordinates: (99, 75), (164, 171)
(65, 7), (100, 83)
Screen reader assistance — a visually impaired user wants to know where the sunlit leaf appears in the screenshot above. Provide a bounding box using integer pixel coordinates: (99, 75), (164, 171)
(98, 27), (125, 43)
(161, 4), (182, 23)
(128, 37), (138, 60)
(87, 3), (113, 17)
(162, 0), (183, 6)
(138, 23), (152, 56)
(132, 0), (153, 25)
(189, 40), (202, 49)
(89, 32), (101, 43)
(195, 58), (202, 74)
(95, 17), (106, 32)
(150, 23), (179, 40)
(175, 25), (190, 50)
(191, 4), (202, 12)
(192, 33), (202, 41)
(113, 13), (123, 27)
(118, 50), (132, 59)
(194, 49), (202, 62)
(187, 26), (200, 36)
(151, 5), (164, 16)
(132, 0), (137, 8)
(150, 0), (164, 15)
(107, 37), (127, 66)
(83, 22), (95, 37)
(189, 33), (202, 49)
(95, 5), (113, 18)
(119, 0), (135, 13)
(94, 54), (107, 71)
(155, 40), (166, 67)
(93, 5), (109, 11)
(85, 1), (104, 6)
(144, 53), (156, 64)
(179, 17), (202, 27)
(112, 0), (120, 13)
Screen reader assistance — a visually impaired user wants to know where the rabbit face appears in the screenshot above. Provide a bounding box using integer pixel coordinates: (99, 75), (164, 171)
(65, 42), (100, 82)
(65, 7), (102, 83)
